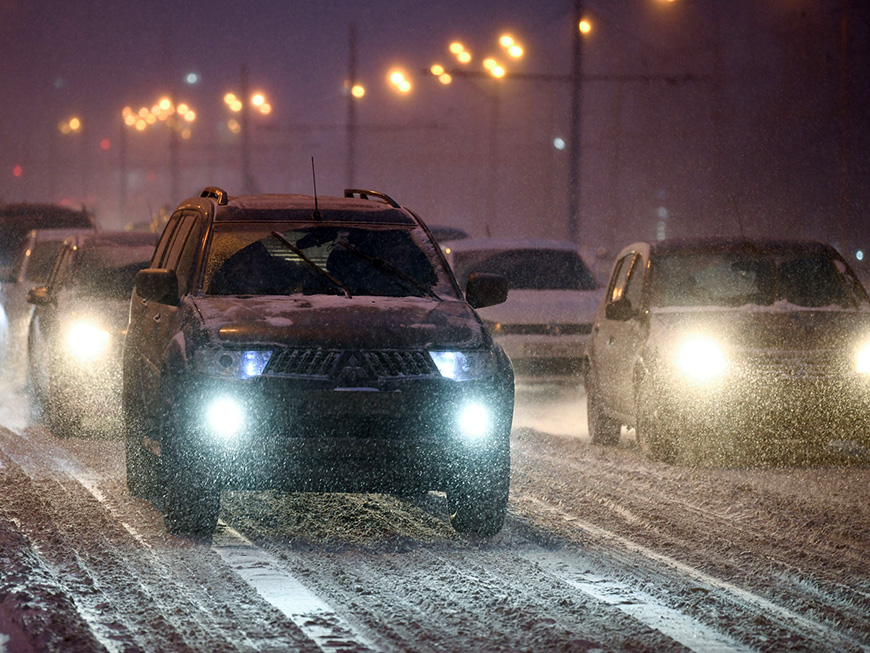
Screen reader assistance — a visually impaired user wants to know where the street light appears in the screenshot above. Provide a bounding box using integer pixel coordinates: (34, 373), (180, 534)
(424, 34), (526, 231)
(56, 116), (87, 202)
(120, 96), (197, 214)
(388, 69), (412, 93)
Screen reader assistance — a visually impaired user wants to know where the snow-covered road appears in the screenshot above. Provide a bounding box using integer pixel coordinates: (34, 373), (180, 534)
(1, 380), (869, 652)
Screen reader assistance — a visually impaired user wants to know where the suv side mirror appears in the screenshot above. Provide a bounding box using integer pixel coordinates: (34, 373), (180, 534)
(27, 285), (52, 306)
(605, 297), (636, 321)
(466, 272), (508, 309)
(135, 269), (180, 306)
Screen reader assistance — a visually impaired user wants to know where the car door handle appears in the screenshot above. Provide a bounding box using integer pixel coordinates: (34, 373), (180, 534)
(607, 336), (615, 346)
(153, 313), (161, 323)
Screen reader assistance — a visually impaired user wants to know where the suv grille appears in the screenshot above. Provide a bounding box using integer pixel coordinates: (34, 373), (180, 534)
(264, 348), (439, 379)
(267, 348), (342, 377)
(363, 350), (438, 377)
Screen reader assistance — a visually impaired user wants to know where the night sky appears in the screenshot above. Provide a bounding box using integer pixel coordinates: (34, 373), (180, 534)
(2, 0), (868, 262)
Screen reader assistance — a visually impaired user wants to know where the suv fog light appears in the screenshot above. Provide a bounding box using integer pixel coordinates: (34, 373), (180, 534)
(459, 403), (491, 440)
(206, 397), (244, 439)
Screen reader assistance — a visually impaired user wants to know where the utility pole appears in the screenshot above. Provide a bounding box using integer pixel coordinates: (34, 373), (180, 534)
(240, 64), (256, 194)
(838, 0), (852, 255)
(163, 26), (180, 205)
(346, 23), (358, 188)
(568, 0), (584, 244)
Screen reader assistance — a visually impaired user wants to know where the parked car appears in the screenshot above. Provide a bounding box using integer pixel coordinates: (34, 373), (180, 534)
(123, 186), (514, 537)
(428, 225), (470, 243)
(442, 238), (604, 383)
(584, 237), (870, 465)
(0, 204), (95, 372)
(27, 231), (158, 437)
(2, 227), (97, 377)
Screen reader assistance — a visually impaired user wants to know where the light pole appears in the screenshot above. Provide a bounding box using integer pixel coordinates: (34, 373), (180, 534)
(223, 70), (272, 194)
(426, 34), (526, 232)
(568, 0), (585, 243)
(58, 116), (87, 203)
(121, 96), (197, 216)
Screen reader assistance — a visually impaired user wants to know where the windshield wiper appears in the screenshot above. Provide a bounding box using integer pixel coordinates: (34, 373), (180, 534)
(336, 241), (440, 300)
(270, 231), (351, 298)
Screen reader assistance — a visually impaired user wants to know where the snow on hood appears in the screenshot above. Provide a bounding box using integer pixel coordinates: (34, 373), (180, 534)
(475, 288), (605, 325)
(191, 294), (486, 350)
(648, 305), (870, 352)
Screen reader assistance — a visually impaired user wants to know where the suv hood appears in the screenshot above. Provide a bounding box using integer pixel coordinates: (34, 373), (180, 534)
(192, 295), (486, 350)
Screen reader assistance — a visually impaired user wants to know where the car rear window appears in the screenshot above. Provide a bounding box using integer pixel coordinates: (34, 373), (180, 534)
(452, 249), (598, 291)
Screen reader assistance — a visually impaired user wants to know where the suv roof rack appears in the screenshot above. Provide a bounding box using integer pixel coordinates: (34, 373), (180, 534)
(344, 189), (400, 208)
(201, 186), (229, 205)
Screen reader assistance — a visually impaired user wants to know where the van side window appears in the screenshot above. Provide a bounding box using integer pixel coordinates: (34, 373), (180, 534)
(607, 253), (635, 305)
(622, 254), (646, 311)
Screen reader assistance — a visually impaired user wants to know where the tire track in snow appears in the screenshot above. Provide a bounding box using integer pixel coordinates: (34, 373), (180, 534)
(212, 522), (380, 652)
(0, 427), (316, 651)
(512, 492), (868, 652)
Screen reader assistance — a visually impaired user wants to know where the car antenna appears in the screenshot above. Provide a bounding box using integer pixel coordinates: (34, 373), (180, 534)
(311, 156), (322, 221)
(731, 194), (746, 240)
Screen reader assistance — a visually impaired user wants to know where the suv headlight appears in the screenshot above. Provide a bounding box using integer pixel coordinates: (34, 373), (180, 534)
(193, 348), (273, 379)
(429, 350), (495, 381)
(674, 335), (727, 383)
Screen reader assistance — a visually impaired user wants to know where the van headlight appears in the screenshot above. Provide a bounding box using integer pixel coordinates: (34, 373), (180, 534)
(674, 335), (727, 383)
(193, 348), (273, 379)
(66, 320), (111, 361)
(429, 350), (495, 381)
(856, 342), (870, 374)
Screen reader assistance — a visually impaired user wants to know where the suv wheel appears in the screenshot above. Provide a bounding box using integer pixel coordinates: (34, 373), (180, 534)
(124, 396), (159, 501)
(447, 443), (510, 537)
(159, 389), (220, 537)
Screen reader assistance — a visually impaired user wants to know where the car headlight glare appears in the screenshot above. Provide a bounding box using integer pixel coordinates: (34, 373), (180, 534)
(856, 343), (870, 374)
(66, 321), (111, 360)
(429, 350), (494, 381)
(206, 396), (244, 439)
(458, 402), (491, 440)
(675, 335), (727, 382)
(193, 348), (273, 379)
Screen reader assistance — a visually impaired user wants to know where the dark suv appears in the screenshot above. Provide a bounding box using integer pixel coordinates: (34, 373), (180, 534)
(123, 187), (514, 537)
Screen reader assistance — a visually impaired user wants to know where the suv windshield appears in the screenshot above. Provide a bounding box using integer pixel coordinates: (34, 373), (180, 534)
(452, 248), (598, 291)
(204, 225), (444, 298)
(650, 251), (865, 309)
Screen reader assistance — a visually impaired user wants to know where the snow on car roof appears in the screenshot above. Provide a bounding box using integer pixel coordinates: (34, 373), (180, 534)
(648, 237), (839, 257)
(440, 237), (583, 253)
(213, 194), (417, 226)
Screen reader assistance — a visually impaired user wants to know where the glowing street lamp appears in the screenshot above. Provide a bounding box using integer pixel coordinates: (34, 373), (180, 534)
(388, 69), (412, 93)
(58, 116), (82, 135)
(579, 19), (593, 35)
(224, 91), (272, 116)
